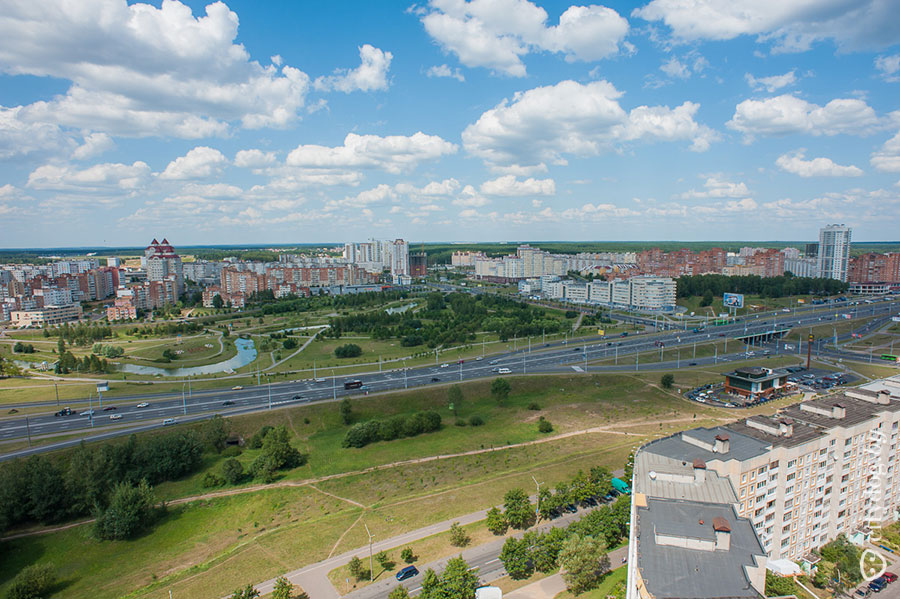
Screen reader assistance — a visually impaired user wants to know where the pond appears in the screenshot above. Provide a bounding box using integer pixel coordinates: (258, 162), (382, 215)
(114, 337), (257, 377)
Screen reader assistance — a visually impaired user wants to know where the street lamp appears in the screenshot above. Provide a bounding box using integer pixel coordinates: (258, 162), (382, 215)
(181, 382), (187, 415)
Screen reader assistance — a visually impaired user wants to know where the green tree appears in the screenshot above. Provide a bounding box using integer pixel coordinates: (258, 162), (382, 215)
(559, 534), (610, 595)
(538, 416), (553, 433)
(57, 337), (65, 356)
(486, 506), (508, 535)
(230, 584), (261, 599)
(449, 522), (470, 547)
(340, 398), (353, 425)
(376, 550), (394, 570)
(334, 343), (362, 358)
(401, 547), (416, 563)
(94, 480), (156, 540)
(490, 378), (511, 404)
(201, 414), (229, 453)
(212, 294), (225, 309)
(765, 571), (799, 597)
(388, 586), (411, 599)
(258, 426), (304, 470)
(272, 576), (309, 599)
(500, 537), (533, 580)
(348, 556), (363, 580)
(419, 569), (442, 598)
(503, 488), (534, 529)
(6, 564), (57, 599)
(221, 458), (244, 485)
(660, 373), (675, 389)
(283, 338), (297, 350)
(447, 385), (463, 417)
(439, 556), (480, 599)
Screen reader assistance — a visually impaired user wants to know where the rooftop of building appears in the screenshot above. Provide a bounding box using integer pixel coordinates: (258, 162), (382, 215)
(727, 414), (824, 449)
(636, 497), (765, 599)
(725, 367), (788, 381)
(641, 426), (771, 465)
(633, 450), (738, 505)
(779, 390), (900, 431)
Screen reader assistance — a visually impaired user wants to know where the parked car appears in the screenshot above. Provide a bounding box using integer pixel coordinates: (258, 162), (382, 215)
(396, 566), (419, 581)
(869, 577), (887, 593)
(883, 572), (897, 583)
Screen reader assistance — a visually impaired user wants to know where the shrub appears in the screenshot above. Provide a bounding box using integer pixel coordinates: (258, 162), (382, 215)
(94, 480), (156, 540)
(401, 547), (416, 563)
(334, 344), (362, 358)
(222, 445), (242, 457)
(527, 402), (541, 410)
(6, 564), (57, 599)
(454, 418), (467, 427)
(538, 417), (553, 433)
(221, 458), (245, 485)
(248, 425), (274, 449)
(201, 472), (223, 488)
(660, 373), (675, 389)
(468, 415), (484, 426)
(449, 522), (470, 547)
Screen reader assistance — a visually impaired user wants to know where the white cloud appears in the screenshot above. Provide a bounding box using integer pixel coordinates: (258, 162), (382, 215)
(462, 79), (717, 169)
(326, 184), (396, 211)
(313, 44), (393, 92)
(0, 106), (75, 159)
(745, 70), (796, 92)
(286, 132), (457, 174)
(27, 161), (151, 191)
(727, 94), (881, 140)
(234, 149), (277, 168)
(678, 176), (751, 199)
(179, 183), (243, 198)
(776, 150), (863, 177)
(72, 133), (115, 160)
(660, 57), (689, 79)
(871, 131), (900, 172)
(0, 0), (311, 138)
(421, 0), (629, 77)
(480, 175), (555, 196)
(633, 0), (900, 52)
(160, 146), (228, 180)
(875, 55), (900, 82)
(396, 178), (462, 198)
(426, 64), (465, 82)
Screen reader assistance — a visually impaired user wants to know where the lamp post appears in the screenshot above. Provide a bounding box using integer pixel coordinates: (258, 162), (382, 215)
(532, 475), (544, 519)
(365, 524), (375, 583)
(332, 370), (336, 401)
(182, 382), (187, 415)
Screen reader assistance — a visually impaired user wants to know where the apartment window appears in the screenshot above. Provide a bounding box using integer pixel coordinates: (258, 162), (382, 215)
(783, 511), (792, 522)
(740, 488), (746, 498)
(757, 481), (766, 489)
(787, 473), (795, 481)
(820, 448), (827, 456)
(845, 438), (852, 446)
(782, 524), (791, 534)
(782, 538), (790, 547)
(756, 507), (765, 517)
(741, 473), (747, 483)
(771, 460), (780, 468)
(758, 466), (767, 475)
(785, 485), (794, 495)
(750, 471), (756, 481)
(785, 498), (794, 509)
(788, 459), (797, 468)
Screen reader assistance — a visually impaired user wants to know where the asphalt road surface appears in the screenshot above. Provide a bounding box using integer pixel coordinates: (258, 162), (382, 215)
(2, 297), (897, 461)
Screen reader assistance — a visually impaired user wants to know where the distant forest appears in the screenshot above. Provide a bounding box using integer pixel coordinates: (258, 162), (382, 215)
(2, 240), (899, 265)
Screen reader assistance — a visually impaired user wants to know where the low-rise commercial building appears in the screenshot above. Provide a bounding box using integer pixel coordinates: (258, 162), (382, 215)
(11, 303), (83, 327)
(724, 367), (790, 400)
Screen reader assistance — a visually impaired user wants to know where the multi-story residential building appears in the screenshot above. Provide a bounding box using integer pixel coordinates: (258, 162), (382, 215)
(629, 379), (900, 599)
(817, 224), (852, 282)
(106, 296), (137, 321)
(391, 239), (410, 276)
(343, 238), (410, 274)
(785, 256), (819, 278)
(544, 276), (677, 311)
(409, 253), (427, 277)
(848, 252), (900, 284)
(144, 238), (184, 299)
(451, 251), (486, 267)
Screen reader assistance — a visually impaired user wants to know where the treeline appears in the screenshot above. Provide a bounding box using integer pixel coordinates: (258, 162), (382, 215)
(56, 351), (111, 374)
(676, 273), (848, 299)
(12, 342), (35, 354)
(343, 411), (442, 448)
(121, 321), (204, 338)
(0, 430), (204, 534)
(45, 322), (112, 345)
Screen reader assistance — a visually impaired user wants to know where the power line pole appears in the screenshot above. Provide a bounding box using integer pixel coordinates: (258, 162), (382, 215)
(364, 524), (375, 581)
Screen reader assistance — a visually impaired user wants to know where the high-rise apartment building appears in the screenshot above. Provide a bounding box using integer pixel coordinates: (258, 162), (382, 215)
(144, 238), (184, 299)
(817, 224), (852, 282)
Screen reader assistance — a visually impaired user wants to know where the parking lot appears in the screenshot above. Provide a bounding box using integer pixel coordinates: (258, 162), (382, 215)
(683, 367), (857, 409)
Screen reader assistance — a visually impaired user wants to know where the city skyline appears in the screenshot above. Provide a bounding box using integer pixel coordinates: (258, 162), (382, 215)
(2, 1), (900, 246)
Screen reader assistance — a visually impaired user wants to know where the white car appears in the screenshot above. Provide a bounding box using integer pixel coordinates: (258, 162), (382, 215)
(110, 414), (122, 420)
(315, 378), (326, 383)
(136, 402), (149, 408)
(80, 409), (95, 417)
(232, 386), (243, 390)
(440, 363), (449, 368)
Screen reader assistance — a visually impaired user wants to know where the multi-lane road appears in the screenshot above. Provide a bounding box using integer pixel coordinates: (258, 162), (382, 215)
(2, 297), (898, 461)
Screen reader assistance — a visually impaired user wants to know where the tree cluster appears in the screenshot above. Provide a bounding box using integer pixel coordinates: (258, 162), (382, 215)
(120, 321), (203, 338)
(676, 273), (848, 300)
(418, 556), (481, 599)
(334, 343), (362, 358)
(342, 411), (442, 448)
(51, 322), (112, 346)
(536, 468), (614, 520)
(12, 342), (35, 354)
(91, 343), (124, 358)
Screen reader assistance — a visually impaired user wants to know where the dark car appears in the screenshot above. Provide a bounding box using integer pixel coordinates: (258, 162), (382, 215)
(396, 566), (419, 581)
(102, 406), (117, 411)
(222, 400), (235, 406)
(292, 394), (303, 400)
(565, 504), (578, 514)
(689, 362), (698, 366)
(869, 577), (887, 593)
(431, 377), (440, 382)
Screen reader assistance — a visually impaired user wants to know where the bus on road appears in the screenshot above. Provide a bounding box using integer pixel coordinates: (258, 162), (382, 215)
(344, 380), (364, 389)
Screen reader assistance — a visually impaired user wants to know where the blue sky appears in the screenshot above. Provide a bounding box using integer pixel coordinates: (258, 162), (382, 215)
(1, 0), (900, 247)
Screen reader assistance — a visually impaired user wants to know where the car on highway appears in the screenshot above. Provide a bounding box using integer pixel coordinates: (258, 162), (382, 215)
(110, 414), (122, 420)
(222, 400), (235, 406)
(689, 362), (698, 366)
(54, 407), (73, 417)
(232, 386), (243, 390)
(431, 377), (440, 382)
(396, 566), (419, 581)
(136, 402), (149, 408)
(163, 418), (177, 426)
(292, 394), (303, 400)
(497, 367), (512, 374)
(102, 406), (117, 411)
(80, 409), (95, 417)
(475, 356), (483, 361)
(440, 363), (449, 368)
(315, 378), (326, 383)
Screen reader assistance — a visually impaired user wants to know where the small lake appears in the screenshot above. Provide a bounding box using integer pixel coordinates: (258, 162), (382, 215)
(115, 337), (257, 377)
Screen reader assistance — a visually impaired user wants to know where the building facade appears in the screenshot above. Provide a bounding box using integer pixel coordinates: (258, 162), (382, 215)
(817, 225), (852, 282)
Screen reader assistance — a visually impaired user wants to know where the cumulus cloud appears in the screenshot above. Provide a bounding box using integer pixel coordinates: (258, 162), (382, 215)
(420, 0), (629, 77)
(678, 176), (751, 199)
(314, 44), (393, 92)
(876, 55), (900, 82)
(286, 132), (457, 174)
(462, 79), (717, 169)
(72, 133), (115, 160)
(633, 0), (900, 53)
(776, 150), (863, 177)
(27, 161), (151, 191)
(0, 106), (75, 159)
(0, 0), (311, 138)
(426, 64), (465, 82)
(727, 94), (882, 140)
(326, 184), (396, 211)
(234, 149), (277, 168)
(160, 146), (228, 180)
(871, 131), (900, 172)
(745, 70), (796, 92)
(480, 175), (556, 196)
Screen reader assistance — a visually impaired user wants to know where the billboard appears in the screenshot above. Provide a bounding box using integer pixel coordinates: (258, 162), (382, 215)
(723, 293), (744, 309)
(97, 382), (109, 393)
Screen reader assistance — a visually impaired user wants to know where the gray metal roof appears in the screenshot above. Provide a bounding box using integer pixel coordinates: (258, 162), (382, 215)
(641, 426), (771, 465)
(634, 450), (739, 505)
(636, 498), (765, 599)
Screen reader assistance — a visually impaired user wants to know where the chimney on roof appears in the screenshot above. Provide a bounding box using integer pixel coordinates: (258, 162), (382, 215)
(779, 418), (794, 437)
(713, 517), (731, 551)
(832, 403), (847, 419)
(714, 433), (730, 454)
(693, 458), (707, 483)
